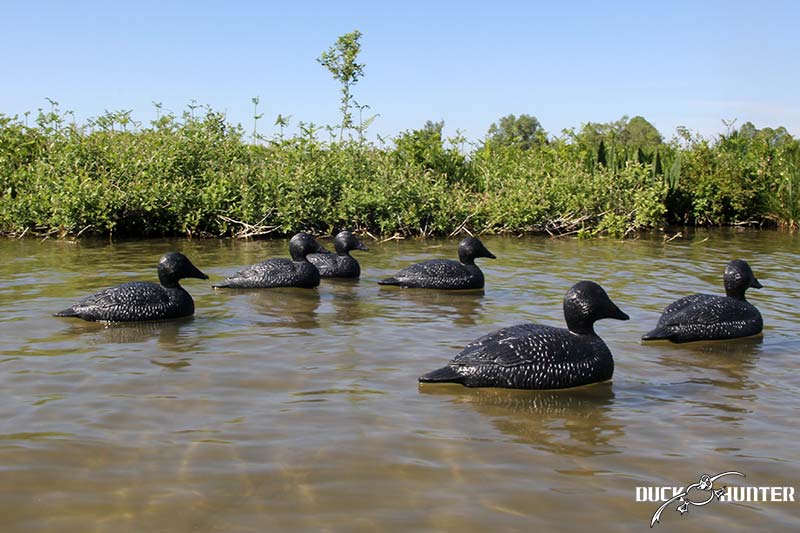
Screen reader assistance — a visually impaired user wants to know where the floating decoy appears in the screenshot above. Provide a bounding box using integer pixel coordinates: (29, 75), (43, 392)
(54, 252), (208, 322)
(419, 281), (629, 389)
(308, 230), (369, 278)
(213, 232), (327, 289)
(642, 259), (763, 343)
(378, 237), (495, 290)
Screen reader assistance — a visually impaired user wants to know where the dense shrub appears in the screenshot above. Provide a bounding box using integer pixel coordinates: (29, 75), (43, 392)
(0, 106), (797, 239)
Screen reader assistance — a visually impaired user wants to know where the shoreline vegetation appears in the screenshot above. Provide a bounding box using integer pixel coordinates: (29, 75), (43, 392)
(2, 32), (799, 241)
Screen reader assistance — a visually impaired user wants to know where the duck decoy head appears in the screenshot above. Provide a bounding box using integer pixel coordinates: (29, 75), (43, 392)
(458, 236), (496, 265)
(289, 232), (328, 260)
(334, 230), (369, 254)
(724, 259), (762, 299)
(563, 280), (629, 335)
(158, 252), (208, 287)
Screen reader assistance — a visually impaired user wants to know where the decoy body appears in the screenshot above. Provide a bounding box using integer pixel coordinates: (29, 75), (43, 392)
(213, 232), (326, 289)
(419, 281), (629, 389)
(378, 237), (495, 290)
(307, 230), (369, 278)
(54, 252), (208, 322)
(642, 259), (763, 343)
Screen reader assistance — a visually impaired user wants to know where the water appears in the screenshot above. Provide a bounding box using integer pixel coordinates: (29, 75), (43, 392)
(1, 229), (798, 531)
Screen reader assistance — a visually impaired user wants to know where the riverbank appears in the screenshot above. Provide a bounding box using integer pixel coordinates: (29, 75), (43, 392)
(1, 108), (798, 239)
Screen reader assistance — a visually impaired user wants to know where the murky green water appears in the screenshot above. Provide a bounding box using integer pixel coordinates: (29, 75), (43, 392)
(1, 230), (798, 531)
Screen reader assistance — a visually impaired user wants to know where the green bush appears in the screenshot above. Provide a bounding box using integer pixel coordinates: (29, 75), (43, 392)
(0, 105), (797, 239)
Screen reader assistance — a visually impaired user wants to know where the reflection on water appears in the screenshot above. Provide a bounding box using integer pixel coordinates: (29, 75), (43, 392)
(420, 383), (622, 456)
(0, 229), (799, 531)
(379, 288), (485, 325)
(651, 335), (763, 388)
(326, 280), (372, 326)
(62, 316), (198, 345)
(241, 287), (322, 329)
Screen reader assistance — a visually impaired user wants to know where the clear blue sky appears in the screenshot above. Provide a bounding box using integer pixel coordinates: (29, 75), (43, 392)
(3, 1), (798, 142)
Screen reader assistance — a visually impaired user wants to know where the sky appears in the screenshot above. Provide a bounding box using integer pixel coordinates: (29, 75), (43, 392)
(3, 1), (799, 143)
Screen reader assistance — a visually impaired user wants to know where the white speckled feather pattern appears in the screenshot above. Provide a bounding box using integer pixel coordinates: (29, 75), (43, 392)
(213, 232), (326, 289)
(419, 281), (628, 389)
(54, 252), (207, 322)
(217, 259), (320, 288)
(448, 324), (613, 389)
(379, 236), (494, 290)
(642, 259), (763, 343)
(382, 259), (484, 289)
(61, 281), (194, 322)
(308, 253), (360, 278)
(644, 293), (762, 342)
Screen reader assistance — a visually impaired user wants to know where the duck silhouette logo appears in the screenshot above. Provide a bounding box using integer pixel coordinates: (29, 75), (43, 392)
(650, 471), (745, 527)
